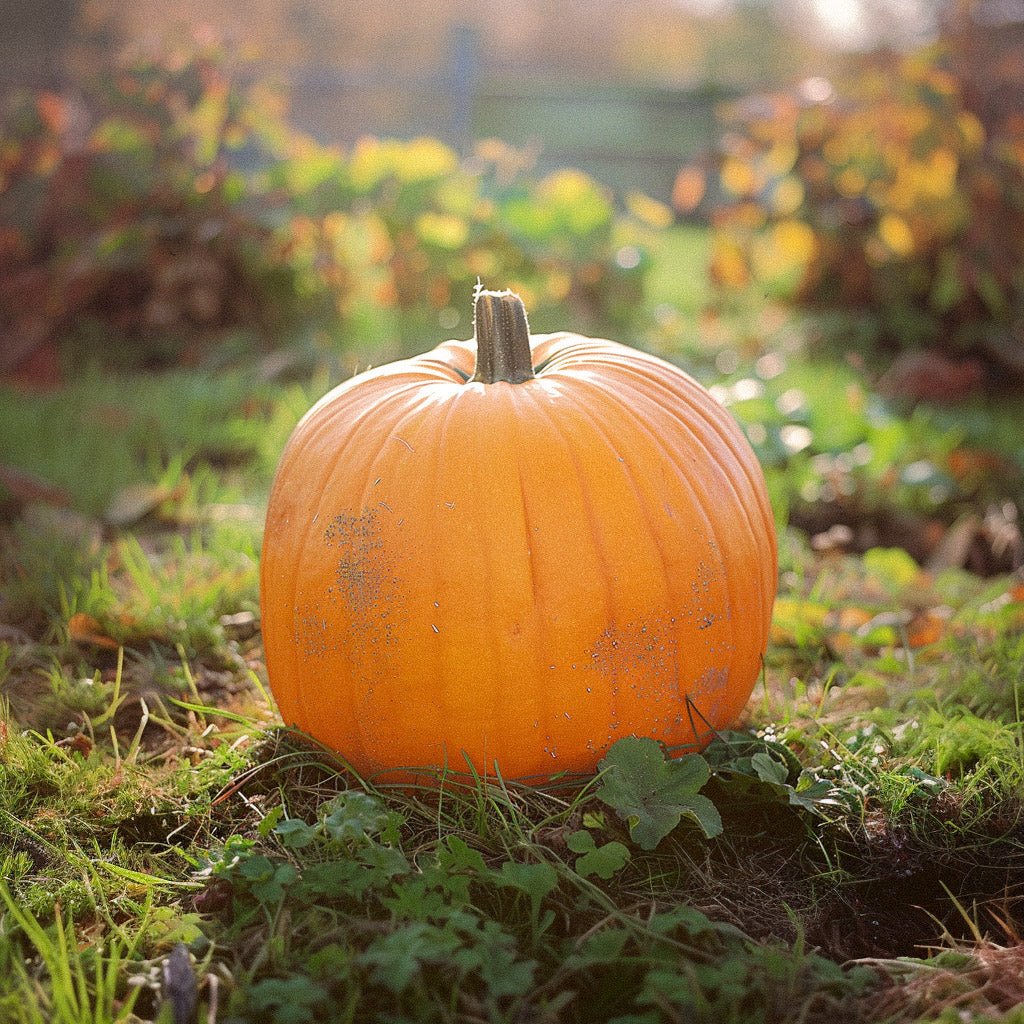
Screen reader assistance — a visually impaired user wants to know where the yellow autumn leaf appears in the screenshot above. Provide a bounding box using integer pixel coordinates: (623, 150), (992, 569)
(901, 102), (933, 136)
(771, 177), (804, 215)
(541, 168), (602, 206)
(836, 167), (867, 198)
(721, 157), (758, 197)
(774, 219), (817, 262)
(626, 192), (674, 229)
(349, 137), (458, 190)
(546, 270), (572, 301)
(321, 211), (349, 249)
(395, 138), (459, 182)
(878, 214), (915, 257)
(349, 137), (390, 191)
(823, 138), (849, 167)
(771, 597), (829, 646)
(710, 238), (749, 288)
(415, 211), (469, 249)
(539, 169), (611, 232)
(957, 112), (985, 153)
(672, 167), (705, 212)
(764, 143), (798, 176)
(920, 148), (958, 199)
(752, 220), (816, 281)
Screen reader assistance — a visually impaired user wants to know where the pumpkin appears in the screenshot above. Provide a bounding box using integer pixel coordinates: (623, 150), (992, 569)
(261, 289), (776, 780)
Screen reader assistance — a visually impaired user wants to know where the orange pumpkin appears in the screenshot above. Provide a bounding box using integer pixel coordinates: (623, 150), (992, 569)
(261, 290), (776, 780)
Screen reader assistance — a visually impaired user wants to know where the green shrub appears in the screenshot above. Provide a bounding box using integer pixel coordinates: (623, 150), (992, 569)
(269, 135), (651, 356)
(678, 46), (1024, 363)
(0, 40), (332, 366)
(1, 41), (651, 368)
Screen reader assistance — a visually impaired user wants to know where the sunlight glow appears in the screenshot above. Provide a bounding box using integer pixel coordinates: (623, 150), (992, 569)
(811, 0), (869, 46)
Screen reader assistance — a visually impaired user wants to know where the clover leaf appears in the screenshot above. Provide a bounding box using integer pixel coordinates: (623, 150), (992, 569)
(595, 737), (722, 849)
(566, 830), (631, 879)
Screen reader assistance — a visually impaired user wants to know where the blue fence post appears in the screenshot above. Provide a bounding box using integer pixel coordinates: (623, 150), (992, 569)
(450, 22), (479, 156)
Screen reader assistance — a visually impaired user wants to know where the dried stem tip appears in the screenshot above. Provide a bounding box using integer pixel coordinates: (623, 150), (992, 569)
(471, 289), (535, 385)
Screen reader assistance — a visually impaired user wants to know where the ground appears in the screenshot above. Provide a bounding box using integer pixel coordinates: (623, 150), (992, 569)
(1, 229), (1023, 1024)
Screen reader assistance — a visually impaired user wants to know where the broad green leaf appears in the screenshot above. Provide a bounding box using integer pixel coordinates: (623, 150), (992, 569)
(438, 835), (487, 875)
(273, 817), (316, 848)
(321, 790), (391, 843)
(246, 977), (329, 1024)
(648, 903), (745, 941)
(495, 860), (557, 902)
(596, 738), (722, 849)
(495, 860), (558, 940)
(359, 922), (459, 993)
(566, 830), (631, 880)
(563, 927), (631, 969)
(750, 751), (789, 786)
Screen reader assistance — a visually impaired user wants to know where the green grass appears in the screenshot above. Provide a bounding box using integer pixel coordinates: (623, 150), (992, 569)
(2, 228), (1024, 1022)
(0, 364), (323, 517)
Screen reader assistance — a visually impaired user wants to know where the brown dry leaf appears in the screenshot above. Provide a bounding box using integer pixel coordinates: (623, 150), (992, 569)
(66, 733), (94, 757)
(825, 606), (873, 655)
(0, 464), (71, 507)
(825, 680), (890, 714)
(879, 350), (986, 404)
(836, 607), (874, 631)
(68, 612), (120, 649)
(220, 610), (259, 639)
(103, 482), (184, 527)
(926, 513), (982, 573)
(947, 447), (1005, 481)
(906, 610), (947, 648)
(826, 631), (856, 656)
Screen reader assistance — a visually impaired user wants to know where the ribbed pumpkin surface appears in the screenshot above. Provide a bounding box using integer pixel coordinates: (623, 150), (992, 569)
(260, 331), (776, 780)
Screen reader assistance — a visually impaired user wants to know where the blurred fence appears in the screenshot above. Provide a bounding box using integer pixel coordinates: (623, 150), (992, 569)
(283, 58), (732, 202)
(234, 18), (735, 202)
(0, 17), (731, 204)
(286, 72), (729, 202)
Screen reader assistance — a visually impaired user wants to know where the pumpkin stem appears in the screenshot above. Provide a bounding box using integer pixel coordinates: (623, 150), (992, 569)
(471, 288), (535, 384)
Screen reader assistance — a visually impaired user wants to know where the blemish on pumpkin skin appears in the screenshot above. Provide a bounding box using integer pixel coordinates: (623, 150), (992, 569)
(582, 614), (738, 742)
(588, 620), (679, 687)
(322, 508), (405, 667)
(691, 667), (730, 727)
(324, 510), (388, 615)
(294, 606), (330, 659)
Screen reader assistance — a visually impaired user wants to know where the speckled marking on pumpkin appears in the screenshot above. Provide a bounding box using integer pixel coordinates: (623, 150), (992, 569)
(580, 608), (738, 742)
(688, 666), (731, 731)
(581, 615), (687, 746)
(321, 508), (404, 657)
(316, 508), (408, 756)
(294, 605), (330, 659)
(324, 510), (388, 615)
(689, 558), (725, 627)
(588, 619), (679, 688)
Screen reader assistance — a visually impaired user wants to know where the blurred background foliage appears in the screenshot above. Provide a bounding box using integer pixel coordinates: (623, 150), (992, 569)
(0, 0), (1022, 574)
(684, 42), (1024, 379)
(0, 41), (648, 369)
